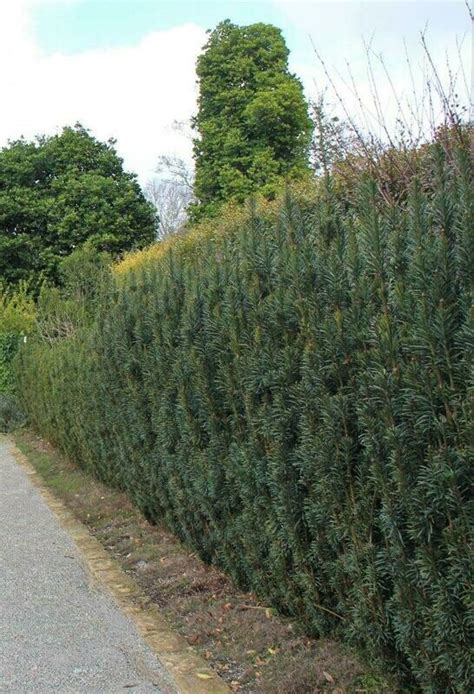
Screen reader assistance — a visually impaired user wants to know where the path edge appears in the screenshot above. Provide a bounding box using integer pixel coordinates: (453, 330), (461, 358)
(5, 435), (230, 694)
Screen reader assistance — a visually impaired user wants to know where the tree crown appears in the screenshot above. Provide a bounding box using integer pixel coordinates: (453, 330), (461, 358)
(190, 20), (312, 221)
(0, 124), (156, 289)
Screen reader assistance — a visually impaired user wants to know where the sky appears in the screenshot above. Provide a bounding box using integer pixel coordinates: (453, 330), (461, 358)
(0, 1), (471, 184)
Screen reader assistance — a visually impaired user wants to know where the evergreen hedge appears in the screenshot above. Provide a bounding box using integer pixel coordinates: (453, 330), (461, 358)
(17, 130), (473, 691)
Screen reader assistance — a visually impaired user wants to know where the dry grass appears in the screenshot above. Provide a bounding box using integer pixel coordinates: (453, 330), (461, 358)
(14, 428), (394, 694)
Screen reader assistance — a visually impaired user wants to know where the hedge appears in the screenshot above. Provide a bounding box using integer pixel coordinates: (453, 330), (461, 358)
(17, 130), (473, 691)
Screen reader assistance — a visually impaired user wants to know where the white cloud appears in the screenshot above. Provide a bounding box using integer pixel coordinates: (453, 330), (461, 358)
(0, 1), (37, 66)
(0, 1), (205, 183)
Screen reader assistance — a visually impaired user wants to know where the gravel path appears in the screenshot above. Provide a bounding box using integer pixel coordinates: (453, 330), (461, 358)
(0, 438), (177, 693)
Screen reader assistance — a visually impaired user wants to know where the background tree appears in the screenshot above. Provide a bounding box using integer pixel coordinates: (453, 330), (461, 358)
(0, 124), (156, 288)
(190, 20), (313, 220)
(310, 95), (364, 175)
(144, 153), (194, 238)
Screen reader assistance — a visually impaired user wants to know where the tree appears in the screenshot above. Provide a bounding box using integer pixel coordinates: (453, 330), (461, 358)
(0, 124), (157, 288)
(144, 153), (194, 238)
(190, 20), (313, 220)
(310, 95), (363, 175)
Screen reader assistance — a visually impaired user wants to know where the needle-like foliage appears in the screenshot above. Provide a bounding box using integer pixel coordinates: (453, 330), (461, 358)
(17, 124), (473, 691)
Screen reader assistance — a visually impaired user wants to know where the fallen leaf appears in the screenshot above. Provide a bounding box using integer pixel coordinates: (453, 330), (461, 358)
(323, 671), (335, 683)
(196, 673), (213, 680)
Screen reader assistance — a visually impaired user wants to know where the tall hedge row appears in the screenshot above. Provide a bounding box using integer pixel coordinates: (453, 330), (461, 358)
(18, 133), (473, 691)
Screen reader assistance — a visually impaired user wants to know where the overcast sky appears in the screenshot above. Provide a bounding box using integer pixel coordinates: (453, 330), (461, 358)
(0, 1), (470, 184)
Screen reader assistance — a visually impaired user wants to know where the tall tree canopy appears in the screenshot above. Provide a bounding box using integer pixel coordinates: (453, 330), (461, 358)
(191, 20), (313, 220)
(0, 125), (156, 288)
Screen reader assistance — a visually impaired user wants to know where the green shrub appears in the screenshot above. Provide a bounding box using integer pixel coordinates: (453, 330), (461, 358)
(0, 283), (35, 396)
(0, 333), (21, 395)
(17, 127), (473, 691)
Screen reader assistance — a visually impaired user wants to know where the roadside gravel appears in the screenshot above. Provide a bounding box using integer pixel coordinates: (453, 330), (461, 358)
(0, 437), (177, 693)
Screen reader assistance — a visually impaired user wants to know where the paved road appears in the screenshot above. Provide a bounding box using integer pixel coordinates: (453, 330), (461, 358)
(0, 438), (177, 693)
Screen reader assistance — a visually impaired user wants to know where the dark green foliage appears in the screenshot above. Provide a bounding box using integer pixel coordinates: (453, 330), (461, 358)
(17, 128), (473, 691)
(190, 20), (313, 221)
(0, 124), (156, 289)
(58, 246), (112, 307)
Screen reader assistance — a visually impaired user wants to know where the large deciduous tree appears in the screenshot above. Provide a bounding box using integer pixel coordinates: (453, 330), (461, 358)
(190, 20), (313, 220)
(0, 124), (156, 288)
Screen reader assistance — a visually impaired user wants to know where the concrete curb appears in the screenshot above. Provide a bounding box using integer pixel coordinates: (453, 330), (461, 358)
(8, 437), (230, 694)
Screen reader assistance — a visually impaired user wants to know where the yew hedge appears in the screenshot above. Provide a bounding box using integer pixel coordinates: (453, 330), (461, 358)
(18, 131), (473, 691)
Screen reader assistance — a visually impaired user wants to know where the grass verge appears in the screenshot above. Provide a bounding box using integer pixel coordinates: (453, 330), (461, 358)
(13, 428), (394, 694)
